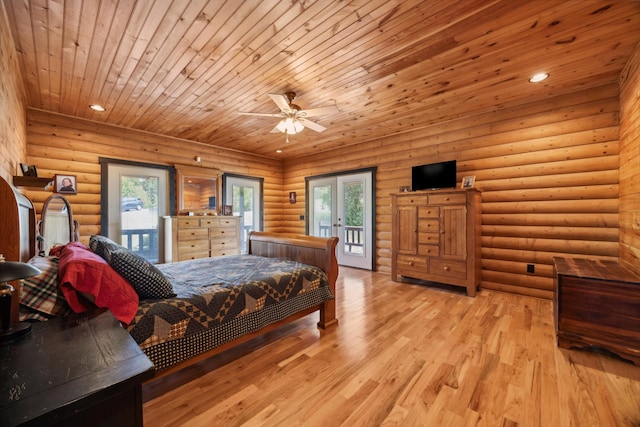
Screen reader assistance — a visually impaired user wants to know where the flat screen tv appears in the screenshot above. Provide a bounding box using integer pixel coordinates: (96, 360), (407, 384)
(411, 160), (457, 191)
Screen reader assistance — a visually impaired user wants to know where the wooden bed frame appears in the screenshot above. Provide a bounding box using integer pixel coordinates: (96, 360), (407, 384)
(0, 176), (339, 383)
(152, 231), (339, 381)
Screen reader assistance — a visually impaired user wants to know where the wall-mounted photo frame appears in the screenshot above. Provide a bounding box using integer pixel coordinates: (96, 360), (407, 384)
(461, 176), (476, 189)
(54, 174), (77, 194)
(223, 204), (233, 216)
(20, 163), (38, 177)
(289, 191), (296, 204)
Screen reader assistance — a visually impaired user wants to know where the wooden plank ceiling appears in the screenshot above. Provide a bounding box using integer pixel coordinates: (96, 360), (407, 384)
(4, 0), (640, 159)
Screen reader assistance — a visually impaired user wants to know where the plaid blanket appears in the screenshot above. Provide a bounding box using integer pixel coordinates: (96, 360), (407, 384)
(20, 256), (71, 320)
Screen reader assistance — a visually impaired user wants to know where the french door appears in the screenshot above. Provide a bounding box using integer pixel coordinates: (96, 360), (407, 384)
(307, 170), (374, 270)
(223, 174), (263, 253)
(102, 160), (172, 262)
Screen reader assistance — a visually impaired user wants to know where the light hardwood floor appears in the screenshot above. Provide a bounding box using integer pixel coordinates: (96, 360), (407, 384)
(143, 267), (640, 426)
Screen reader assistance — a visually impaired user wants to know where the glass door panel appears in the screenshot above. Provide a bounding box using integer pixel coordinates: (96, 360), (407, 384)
(224, 175), (263, 253)
(106, 163), (169, 263)
(310, 178), (335, 238)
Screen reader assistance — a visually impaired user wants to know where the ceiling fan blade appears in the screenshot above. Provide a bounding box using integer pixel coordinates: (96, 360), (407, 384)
(268, 93), (291, 111)
(299, 117), (327, 132)
(299, 105), (339, 117)
(238, 112), (283, 118)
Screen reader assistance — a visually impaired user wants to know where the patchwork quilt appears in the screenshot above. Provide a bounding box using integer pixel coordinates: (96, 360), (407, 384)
(126, 255), (333, 371)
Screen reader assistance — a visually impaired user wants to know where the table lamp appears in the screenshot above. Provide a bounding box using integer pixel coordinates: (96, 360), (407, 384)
(0, 255), (41, 343)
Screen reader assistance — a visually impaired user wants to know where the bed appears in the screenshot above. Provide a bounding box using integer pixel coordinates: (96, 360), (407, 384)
(0, 176), (338, 380)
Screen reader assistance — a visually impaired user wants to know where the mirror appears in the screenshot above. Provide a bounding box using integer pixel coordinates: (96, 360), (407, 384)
(38, 194), (79, 256)
(175, 165), (221, 214)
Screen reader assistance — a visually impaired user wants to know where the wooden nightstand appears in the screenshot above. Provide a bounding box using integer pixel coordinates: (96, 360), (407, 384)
(1, 309), (155, 427)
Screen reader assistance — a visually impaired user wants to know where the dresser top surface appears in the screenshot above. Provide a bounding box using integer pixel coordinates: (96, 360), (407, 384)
(1, 309), (154, 426)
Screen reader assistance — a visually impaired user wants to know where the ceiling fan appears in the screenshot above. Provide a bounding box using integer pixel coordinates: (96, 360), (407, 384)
(238, 92), (338, 142)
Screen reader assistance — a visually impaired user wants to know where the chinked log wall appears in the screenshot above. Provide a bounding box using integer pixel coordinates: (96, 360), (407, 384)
(23, 109), (286, 241)
(284, 83), (621, 299)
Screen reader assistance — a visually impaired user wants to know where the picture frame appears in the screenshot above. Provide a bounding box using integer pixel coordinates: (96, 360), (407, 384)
(289, 191), (296, 204)
(20, 163), (38, 177)
(223, 204), (233, 216)
(54, 174), (77, 194)
(461, 176), (476, 189)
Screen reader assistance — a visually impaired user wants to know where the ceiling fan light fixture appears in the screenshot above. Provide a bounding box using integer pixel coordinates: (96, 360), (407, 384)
(276, 117), (304, 134)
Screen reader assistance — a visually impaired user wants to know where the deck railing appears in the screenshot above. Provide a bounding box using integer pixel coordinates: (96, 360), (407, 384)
(344, 226), (364, 251)
(318, 223), (364, 252)
(121, 228), (159, 262)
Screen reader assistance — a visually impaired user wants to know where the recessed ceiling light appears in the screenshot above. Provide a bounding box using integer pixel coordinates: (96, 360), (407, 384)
(275, 149), (283, 153)
(89, 104), (106, 111)
(529, 73), (549, 83)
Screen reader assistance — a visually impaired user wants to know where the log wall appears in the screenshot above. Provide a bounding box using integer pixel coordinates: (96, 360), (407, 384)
(619, 43), (640, 276)
(23, 109), (285, 243)
(0, 2), (27, 181)
(16, 56), (638, 300)
(284, 83), (622, 299)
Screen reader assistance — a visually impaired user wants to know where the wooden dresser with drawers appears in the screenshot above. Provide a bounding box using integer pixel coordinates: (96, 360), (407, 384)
(391, 188), (481, 296)
(163, 215), (240, 262)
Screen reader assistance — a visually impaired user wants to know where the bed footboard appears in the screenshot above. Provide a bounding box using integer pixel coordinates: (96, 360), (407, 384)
(248, 231), (339, 328)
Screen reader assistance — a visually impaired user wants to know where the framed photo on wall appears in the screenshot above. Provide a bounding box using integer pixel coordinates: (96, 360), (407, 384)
(461, 176), (476, 189)
(55, 174), (77, 194)
(20, 163), (38, 177)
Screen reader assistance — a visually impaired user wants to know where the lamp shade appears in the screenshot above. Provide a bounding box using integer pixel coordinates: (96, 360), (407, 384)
(0, 261), (41, 282)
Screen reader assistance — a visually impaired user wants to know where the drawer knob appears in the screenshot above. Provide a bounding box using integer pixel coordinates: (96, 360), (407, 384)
(443, 266), (450, 271)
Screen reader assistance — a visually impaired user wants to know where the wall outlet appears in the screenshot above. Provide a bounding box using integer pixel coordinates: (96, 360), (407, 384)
(299, 215), (305, 220)
(527, 263), (535, 274)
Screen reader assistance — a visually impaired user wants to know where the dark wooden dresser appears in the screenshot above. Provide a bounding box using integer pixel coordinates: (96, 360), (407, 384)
(553, 257), (640, 365)
(1, 309), (155, 427)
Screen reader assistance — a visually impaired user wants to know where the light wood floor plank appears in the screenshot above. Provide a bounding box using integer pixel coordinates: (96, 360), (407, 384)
(143, 267), (640, 426)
